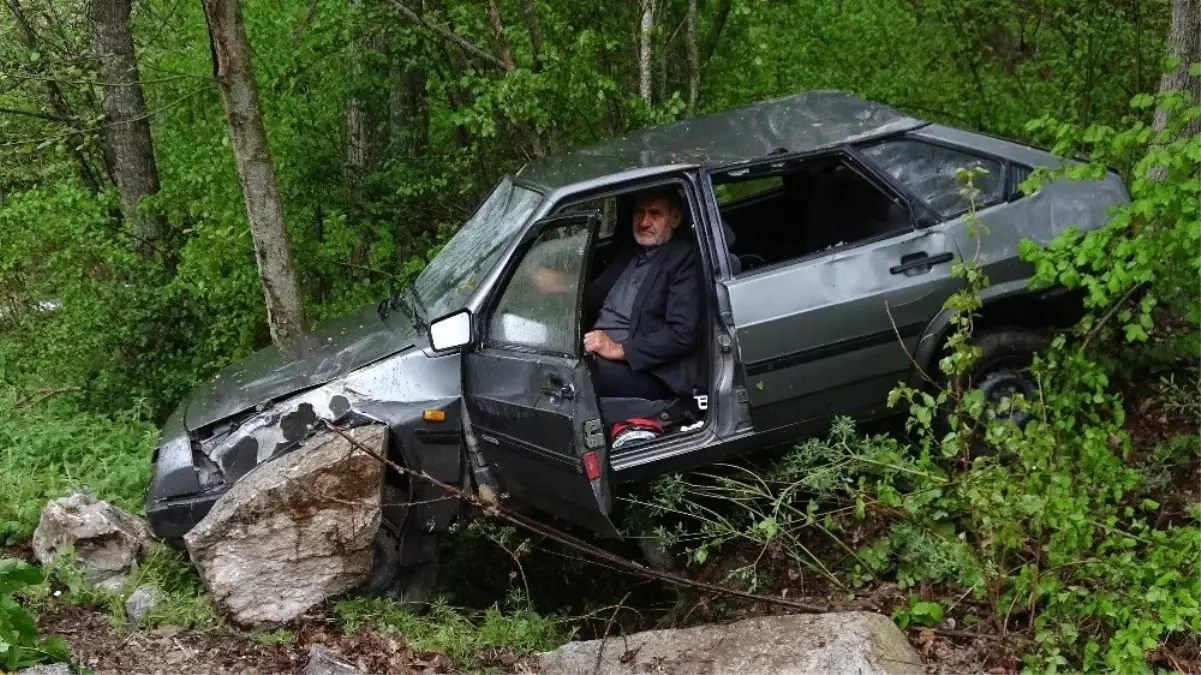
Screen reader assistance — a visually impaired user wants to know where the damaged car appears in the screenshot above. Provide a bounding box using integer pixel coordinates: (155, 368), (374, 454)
(145, 90), (1129, 598)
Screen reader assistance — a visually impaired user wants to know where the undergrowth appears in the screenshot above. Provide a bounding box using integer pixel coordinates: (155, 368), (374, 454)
(22, 543), (223, 633)
(0, 392), (155, 545)
(335, 597), (567, 671)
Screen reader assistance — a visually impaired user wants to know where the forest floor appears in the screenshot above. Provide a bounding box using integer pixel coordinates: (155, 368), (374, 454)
(15, 369), (1200, 675)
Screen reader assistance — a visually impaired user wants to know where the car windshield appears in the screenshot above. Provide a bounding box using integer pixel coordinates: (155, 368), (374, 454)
(413, 177), (543, 320)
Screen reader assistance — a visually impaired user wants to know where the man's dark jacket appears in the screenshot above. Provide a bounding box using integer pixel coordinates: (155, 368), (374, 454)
(584, 234), (703, 398)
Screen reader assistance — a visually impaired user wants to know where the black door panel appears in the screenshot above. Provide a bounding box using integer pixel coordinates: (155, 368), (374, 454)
(462, 214), (616, 535)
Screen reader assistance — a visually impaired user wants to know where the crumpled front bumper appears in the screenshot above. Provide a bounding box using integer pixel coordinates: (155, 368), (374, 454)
(145, 489), (220, 546)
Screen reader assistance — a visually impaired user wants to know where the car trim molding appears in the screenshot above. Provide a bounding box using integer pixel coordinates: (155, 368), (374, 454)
(744, 322), (926, 376)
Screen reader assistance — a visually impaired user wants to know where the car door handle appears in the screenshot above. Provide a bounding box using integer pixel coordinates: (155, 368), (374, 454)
(541, 375), (575, 400)
(890, 251), (954, 275)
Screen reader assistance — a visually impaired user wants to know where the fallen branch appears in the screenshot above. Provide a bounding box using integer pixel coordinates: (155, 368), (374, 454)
(14, 386), (81, 408)
(324, 421), (832, 614)
(386, 0), (505, 71)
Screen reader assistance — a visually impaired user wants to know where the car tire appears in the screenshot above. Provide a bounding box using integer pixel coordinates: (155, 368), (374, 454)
(362, 484), (440, 608)
(942, 327), (1050, 453)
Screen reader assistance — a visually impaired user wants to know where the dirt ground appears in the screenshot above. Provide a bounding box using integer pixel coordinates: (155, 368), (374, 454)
(37, 606), (522, 675)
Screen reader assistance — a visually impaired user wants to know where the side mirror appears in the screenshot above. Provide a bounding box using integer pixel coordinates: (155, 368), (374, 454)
(429, 310), (472, 352)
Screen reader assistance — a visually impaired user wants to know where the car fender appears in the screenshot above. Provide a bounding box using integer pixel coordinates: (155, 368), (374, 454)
(908, 278), (1035, 388)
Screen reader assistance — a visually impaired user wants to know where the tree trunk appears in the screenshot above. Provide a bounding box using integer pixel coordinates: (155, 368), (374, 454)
(686, 0), (699, 117)
(520, 0), (542, 71)
(201, 0), (307, 345)
(88, 0), (166, 257)
(700, 0), (731, 68)
(1153, 0), (1201, 140)
(346, 3), (385, 176)
(486, 0), (516, 71)
(638, 0), (654, 105)
(389, 50), (429, 159)
(4, 0), (102, 193)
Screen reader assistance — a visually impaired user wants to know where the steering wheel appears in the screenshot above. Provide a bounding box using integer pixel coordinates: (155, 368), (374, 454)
(738, 253), (768, 270)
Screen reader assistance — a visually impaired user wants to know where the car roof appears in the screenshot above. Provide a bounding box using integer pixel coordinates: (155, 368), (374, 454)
(516, 90), (926, 189)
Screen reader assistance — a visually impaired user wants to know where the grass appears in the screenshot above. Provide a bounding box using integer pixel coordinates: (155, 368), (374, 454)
(23, 542), (224, 633)
(335, 597), (569, 669)
(0, 392), (156, 545)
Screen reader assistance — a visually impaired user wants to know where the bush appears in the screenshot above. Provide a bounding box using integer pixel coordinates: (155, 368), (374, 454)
(0, 558), (68, 670)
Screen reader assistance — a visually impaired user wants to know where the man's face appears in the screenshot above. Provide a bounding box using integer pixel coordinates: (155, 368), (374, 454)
(633, 194), (682, 247)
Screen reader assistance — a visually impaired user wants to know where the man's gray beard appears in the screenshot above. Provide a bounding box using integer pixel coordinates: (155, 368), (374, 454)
(634, 229), (673, 247)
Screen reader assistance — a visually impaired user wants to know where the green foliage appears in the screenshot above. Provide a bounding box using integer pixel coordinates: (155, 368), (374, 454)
(335, 597), (566, 670)
(893, 595), (944, 630)
(116, 544), (223, 632)
(24, 543), (223, 633)
(0, 390), (155, 545)
(0, 558), (68, 671)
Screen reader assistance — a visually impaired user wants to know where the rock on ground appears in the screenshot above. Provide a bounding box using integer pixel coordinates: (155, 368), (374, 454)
(303, 644), (363, 675)
(18, 664), (72, 675)
(32, 493), (154, 591)
(125, 584), (157, 624)
(185, 425), (386, 625)
(538, 611), (924, 675)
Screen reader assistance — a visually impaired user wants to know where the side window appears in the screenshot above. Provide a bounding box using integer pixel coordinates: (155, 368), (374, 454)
(487, 224), (589, 354)
(557, 196), (619, 238)
(861, 139), (1003, 218)
(714, 156), (912, 274)
(714, 175), (783, 205)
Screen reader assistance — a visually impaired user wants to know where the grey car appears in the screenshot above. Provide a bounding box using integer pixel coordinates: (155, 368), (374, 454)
(145, 90), (1128, 594)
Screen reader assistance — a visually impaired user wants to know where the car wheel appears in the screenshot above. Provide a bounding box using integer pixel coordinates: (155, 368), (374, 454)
(944, 327), (1049, 451)
(362, 484), (441, 608)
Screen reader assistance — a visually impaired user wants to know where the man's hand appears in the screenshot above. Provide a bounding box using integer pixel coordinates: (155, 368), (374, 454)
(583, 330), (625, 361)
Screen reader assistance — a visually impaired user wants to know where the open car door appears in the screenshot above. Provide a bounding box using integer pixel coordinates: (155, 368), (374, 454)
(463, 213), (617, 535)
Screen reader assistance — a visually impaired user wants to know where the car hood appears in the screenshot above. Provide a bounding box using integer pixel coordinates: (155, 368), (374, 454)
(184, 302), (421, 431)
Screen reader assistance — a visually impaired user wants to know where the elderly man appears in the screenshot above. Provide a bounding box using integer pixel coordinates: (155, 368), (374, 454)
(582, 188), (703, 401)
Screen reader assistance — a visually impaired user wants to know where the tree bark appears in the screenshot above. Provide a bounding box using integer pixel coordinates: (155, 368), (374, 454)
(1153, 0), (1201, 140)
(520, 0), (542, 71)
(88, 0), (166, 257)
(686, 0), (699, 116)
(389, 48), (429, 159)
(486, 0), (516, 71)
(4, 0), (102, 193)
(638, 0), (654, 105)
(346, 1), (386, 175)
(201, 0), (307, 345)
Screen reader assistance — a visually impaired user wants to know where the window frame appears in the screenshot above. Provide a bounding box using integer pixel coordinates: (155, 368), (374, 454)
(707, 146), (921, 280)
(477, 214), (600, 359)
(855, 135), (1011, 224)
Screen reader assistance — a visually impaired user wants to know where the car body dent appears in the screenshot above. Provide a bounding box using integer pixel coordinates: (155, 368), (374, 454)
(184, 302), (422, 432)
(196, 345), (461, 483)
(147, 90), (1133, 545)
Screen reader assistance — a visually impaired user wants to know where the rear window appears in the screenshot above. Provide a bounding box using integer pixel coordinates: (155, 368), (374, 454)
(862, 140), (1003, 218)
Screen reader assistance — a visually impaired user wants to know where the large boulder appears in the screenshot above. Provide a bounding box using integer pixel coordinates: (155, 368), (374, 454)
(538, 611), (923, 675)
(185, 425), (386, 625)
(32, 493), (154, 591)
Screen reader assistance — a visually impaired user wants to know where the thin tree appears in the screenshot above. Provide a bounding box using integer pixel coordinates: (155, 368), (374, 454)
(347, 0), (387, 177)
(89, 0), (166, 258)
(638, 0), (654, 105)
(4, 0), (102, 192)
(201, 0), (307, 344)
(1153, 0), (1201, 140)
(686, 0), (699, 117)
